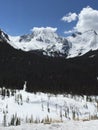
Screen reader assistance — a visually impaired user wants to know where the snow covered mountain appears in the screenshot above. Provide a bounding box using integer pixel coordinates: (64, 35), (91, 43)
(0, 29), (10, 43)
(67, 30), (98, 58)
(5, 28), (98, 58)
(1, 27), (98, 58)
(9, 27), (72, 57)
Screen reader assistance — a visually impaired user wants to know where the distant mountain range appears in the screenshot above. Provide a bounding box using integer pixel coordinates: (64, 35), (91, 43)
(1, 28), (98, 58)
(0, 28), (98, 95)
(7, 28), (98, 58)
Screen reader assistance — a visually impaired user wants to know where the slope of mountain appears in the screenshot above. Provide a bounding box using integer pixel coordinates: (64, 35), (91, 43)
(0, 28), (98, 94)
(8, 28), (98, 58)
(67, 30), (98, 58)
(9, 27), (72, 57)
(0, 29), (10, 43)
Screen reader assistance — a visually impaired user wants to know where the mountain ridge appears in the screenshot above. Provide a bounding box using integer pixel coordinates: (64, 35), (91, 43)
(6, 28), (98, 58)
(9, 27), (71, 57)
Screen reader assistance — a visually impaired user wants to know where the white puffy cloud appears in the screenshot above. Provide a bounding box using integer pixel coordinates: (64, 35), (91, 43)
(75, 6), (98, 32)
(64, 30), (76, 34)
(61, 12), (78, 23)
(31, 27), (57, 33)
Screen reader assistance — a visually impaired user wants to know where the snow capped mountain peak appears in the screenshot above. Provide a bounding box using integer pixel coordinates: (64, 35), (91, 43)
(32, 27), (57, 36)
(1, 27), (98, 58)
(9, 27), (71, 57)
(19, 27), (58, 44)
(67, 29), (98, 58)
(31, 27), (58, 44)
(0, 29), (10, 42)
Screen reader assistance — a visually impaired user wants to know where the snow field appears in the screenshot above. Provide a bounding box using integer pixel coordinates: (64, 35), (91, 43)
(0, 86), (98, 127)
(1, 120), (98, 130)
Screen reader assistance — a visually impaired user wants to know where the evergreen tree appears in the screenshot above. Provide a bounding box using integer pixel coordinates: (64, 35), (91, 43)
(72, 111), (76, 120)
(10, 115), (15, 126)
(16, 118), (21, 126)
(20, 94), (23, 105)
(3, 111), (7, 127)
(60, 107), (62, 121)
(6, 89), (10, 97)
(30, 115), (33, 123)
(26, 96), (30, 103)
(3, 105), (8, 127)
(47, 102), (50, 113)
(25, 116), (28, 123)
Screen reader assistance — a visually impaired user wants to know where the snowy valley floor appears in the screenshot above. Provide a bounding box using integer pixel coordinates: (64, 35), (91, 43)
(0, 85), (98, 129)
(0, 120), (98, 130)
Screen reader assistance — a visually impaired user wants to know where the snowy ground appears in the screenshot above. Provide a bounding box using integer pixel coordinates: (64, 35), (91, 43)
(0, 83), (98, 128)
(0, 120), (98, 130)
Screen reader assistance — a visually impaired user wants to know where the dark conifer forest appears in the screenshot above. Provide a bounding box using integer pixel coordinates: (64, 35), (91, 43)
(0, 41), (98, 95)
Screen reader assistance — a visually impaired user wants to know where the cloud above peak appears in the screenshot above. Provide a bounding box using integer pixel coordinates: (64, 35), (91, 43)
(31, 27), (57, 33)
(61, 12), (78, 23)
(62, 6), (98, 34)
(64, 30), (76, 34)
(75, 6), (98, 32)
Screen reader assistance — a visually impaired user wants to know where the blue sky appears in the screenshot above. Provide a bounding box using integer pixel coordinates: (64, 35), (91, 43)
(0, 0), (98, 36)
